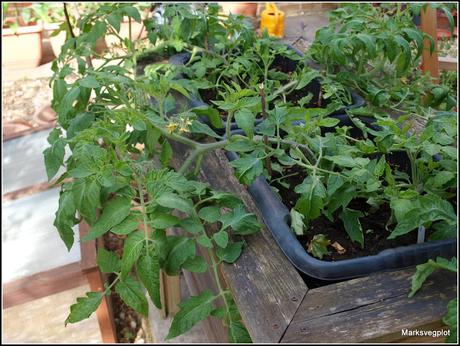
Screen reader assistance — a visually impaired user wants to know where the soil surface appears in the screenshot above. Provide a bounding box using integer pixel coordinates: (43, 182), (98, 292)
(270, 164), (439, 261)
(104, 232), (146, 343)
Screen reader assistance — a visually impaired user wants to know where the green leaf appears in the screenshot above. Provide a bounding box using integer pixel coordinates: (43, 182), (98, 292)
(230, 156), (263, 185)
(179, 217), (205, 234)
(122, 5), (141, 22)
(150, 213), (180, 229)
(182, 256), (207, 273)
(339, 208), (364, 248)
(115, 276), (148, 316)
(216, 241), (243, 263)
(107, 12), (122, 32)
(111, 214), (139, 235)
(443, 298), (457, 343)
(160, 139), (173, 166)
(196, 234), (213, 248)
(290, 209), (305, 236)
(307, 234), (330, 259)
(133, 119), (147, 131)
(220, 205), (260, 235)
(96, 248), (120, 273)
(389, 195), (456, 239)
(409, 257), (457, 298)
(57, 86), (80, 120)
(82, 197), (132, 241)
(156, 192), (194, 215)
(44, 139), (65, 181)
(164, 236), (196, 275)
(54, 190), (77, 251)
(137, 248), (162, 309)
(121, 231), (144, 279)
(213, 230), (229, 248)
(65, 292), (103, 325)
(229, 320), (252, 343)
(198, 206), (221, 223)
(295, 176), (326, 223)
(166, 290), (216, 339)
(79, 76), (100, 89)
(234, 108), (255, 139)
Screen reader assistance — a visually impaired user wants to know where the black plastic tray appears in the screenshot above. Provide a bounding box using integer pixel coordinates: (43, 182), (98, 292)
(168, 45), (365, 134)
(226, 116), (457, 280)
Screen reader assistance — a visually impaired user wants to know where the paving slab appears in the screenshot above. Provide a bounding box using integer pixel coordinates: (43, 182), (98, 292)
(2, 188), (80, 283)
(3, 284), (102, 343)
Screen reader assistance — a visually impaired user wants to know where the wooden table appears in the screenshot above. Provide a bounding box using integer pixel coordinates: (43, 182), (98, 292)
(170, 140), (457, 343)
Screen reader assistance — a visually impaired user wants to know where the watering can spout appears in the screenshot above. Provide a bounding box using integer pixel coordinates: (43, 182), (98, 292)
(260, 3), (285, 38)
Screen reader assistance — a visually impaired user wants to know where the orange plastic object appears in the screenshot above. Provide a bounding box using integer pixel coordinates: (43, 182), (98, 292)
(260, 3), (285, 38)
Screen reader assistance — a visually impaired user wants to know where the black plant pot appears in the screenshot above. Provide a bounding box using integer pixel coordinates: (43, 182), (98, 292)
(168, 45), (365, 134)
(226, 116), (457, 281)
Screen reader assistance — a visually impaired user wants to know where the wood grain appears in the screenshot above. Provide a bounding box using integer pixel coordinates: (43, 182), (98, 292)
(170, 140), (307, 343)
(281, 268), (456, 343)
(3, 262), (87, 309)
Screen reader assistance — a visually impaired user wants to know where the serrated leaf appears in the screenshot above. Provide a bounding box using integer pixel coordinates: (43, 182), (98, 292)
(290, 209), (305, 236)
(182, 256), (207, 273)
(150, 213), (180, 229)
(79, 76), (100, 89)
(54, 190), (77, 251)
(213, 230), (229, 248)
(164, 236), (196, 275)
(220, 205), (260, 235)
(198, 206), (221, 223)
(196, 234), (213, 248)
(82, 197), (132, 241)
(443, 298), (457, 343)
(44, 139), (65, 181)
(156, 192), (194, 215)
(307, 234), (330, 259)
(65, 292), (103, 325)
(166, 290), (216, 339)
(229, 320), (251, 343)
(339, 208), (364, 248)
(97, 248), (120, 273)
(115, 276), (148, 316)
(111, 214), (139, 235)
(137, 248), (161, 309)
(121, 231), (144, 278)
(234, 108), (255, 139)
(216, 241), (243, 263)
(409, 257), (457, 298)
(160, 139), (173, 166)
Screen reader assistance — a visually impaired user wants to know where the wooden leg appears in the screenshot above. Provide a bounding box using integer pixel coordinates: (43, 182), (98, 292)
(87, 269), (118, 343)
(421, 5), (439, 82)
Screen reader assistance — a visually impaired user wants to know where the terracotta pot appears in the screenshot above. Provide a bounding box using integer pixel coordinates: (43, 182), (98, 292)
(219, 2), (258, 17)
(2, 22), (44, 69)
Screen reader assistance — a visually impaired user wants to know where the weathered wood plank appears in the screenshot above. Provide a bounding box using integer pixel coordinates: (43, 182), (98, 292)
(281, 268), (456, 343)
(439, 56), (457, 71)
(170, 141), (307, 343)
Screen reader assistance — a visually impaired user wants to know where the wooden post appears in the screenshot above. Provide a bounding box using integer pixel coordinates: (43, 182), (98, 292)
(86, 269), (118, 343)
(421, 5), (439, 83)
(79, 221), (118, 343)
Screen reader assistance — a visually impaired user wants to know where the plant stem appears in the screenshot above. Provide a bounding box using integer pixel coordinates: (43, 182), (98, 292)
(260, 84), (272, 176)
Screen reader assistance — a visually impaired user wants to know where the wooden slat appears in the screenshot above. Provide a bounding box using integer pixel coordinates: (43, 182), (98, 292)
(79, 220), (98, 274)
(421, 6), (439, 82)
(87, 269), (118, 343)
(281, 268), (456, 343)
(170, 141), (307, 343)
(439, 56), (457, 71)
(3, 262), (87, 309)
(173, 224), (229, 342)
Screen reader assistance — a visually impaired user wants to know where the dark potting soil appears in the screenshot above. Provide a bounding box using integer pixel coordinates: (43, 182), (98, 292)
(270, 165), (435, 262)
(103, 232), (145, 343)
